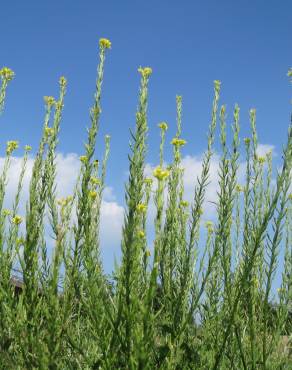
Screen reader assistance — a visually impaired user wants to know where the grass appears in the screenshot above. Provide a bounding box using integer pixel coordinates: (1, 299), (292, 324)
(0, 40), (291, 369)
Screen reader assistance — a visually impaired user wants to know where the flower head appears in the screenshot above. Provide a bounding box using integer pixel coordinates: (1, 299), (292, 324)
(24, 145), (32, 152)
(244, 138), (251, 145)
(45, 127), (54, 137)
(136, 203), (147, 213)
(79, 155), (88, 163)
(6, 141), (19, 155)
(180, 200), (189, 208)
(138, 67), (152, 78)
(137, 230), (145, 239)
(171, 137), (187, 147)
(89, 190), (98, 200)
(0, 67), (15, 81)
(12, 215), (23, 225)
(158, 122), (168, 131)
(44, 96), (55, 107)
(59, 76), (67, 87)
(90, 177), (101, 186)
(2, 209), (11, 217)
(235, 184), (244, 193)
(153, 166), (170, 181)
(145, 249), (151, 257)
(257, 156), (266, 165)
(99, 38), (111, 49)
(144, 178), (153, 186)
(57, 196), (73, 207)
(205, 221), (214, 232)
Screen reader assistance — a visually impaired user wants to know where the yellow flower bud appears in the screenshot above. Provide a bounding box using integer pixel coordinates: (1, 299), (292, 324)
(137, 203), (147, 213)
(158, 122), (168, 131)
(0, 67), (15, 81)
(99, 38), (111, 49)
(138, 67), (152, 78)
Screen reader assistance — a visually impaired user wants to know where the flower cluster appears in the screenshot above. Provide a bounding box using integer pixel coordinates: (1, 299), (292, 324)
(137, 230), (145, 239)
(171, 137), (187, 147)
(44, 96), (55, 107)
(24, 145), (32, 152)
(180, 200), (189, 208)
(79, 155), (88, 163)
(153, 166), (170, 181)
(57, 196), (73, 207)
(136, 203), (147, 213)
(158, 122), (168, 131)
(59, 76), (67, 87)
(12, 215), (23, 225)
(235, 184), (244, 192)
(89, 190), (98, 200)
(138, 67), (152, 78)
(144, 178), (153, 185)
(0, 67), (15, 81)
(6, 140), (19, 155)
(45, 127), (54, 137)
(99, 38), (111, 49)
(90, 177), (101, 186)
(205, 221), (214, 233)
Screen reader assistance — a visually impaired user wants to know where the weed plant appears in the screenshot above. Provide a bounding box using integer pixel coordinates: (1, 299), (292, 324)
(0, 40), (291, 369)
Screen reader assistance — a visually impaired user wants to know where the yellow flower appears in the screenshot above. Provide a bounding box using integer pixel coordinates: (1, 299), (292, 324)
(99, 38), (111, 49)
(180, 200), (189, 208)
(205, 221), (214, 232)
(24, 145), (32, 152)
(79, 155), (88, 163)
(171, 137), (187, 147)
(44, 96), (55, 107)
(89, 190), (97, 200)
(158, 122), (168, 131)
(144, 178), (153, 185)
(90, 177), (101, 186)
(244, 138), (251, 145)
(153, 166), (170, 181)
(6, 141), (19, 155)
(137, 203), (147, 213)
(2, 209), (11, 217)
(137, 230), (145, 239)
(12, 215), (23, 225)
(145, 249), (151, 257)
(16, 237), (25, 246)
(138, 67), (152, 78)
(0, 67), (15, 81)
(59, 76), (67, 87)
(57, 196), (73, 207)
(45, 127), (54, 136)
(257, 156), (266, 165)
(235, 184), (244, 192)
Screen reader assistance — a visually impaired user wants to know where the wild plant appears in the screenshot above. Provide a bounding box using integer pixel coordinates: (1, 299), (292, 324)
(0, 46), (291, 369)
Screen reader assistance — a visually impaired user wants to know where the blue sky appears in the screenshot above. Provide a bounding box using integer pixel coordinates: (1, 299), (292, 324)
(1, 1), (291, 275)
